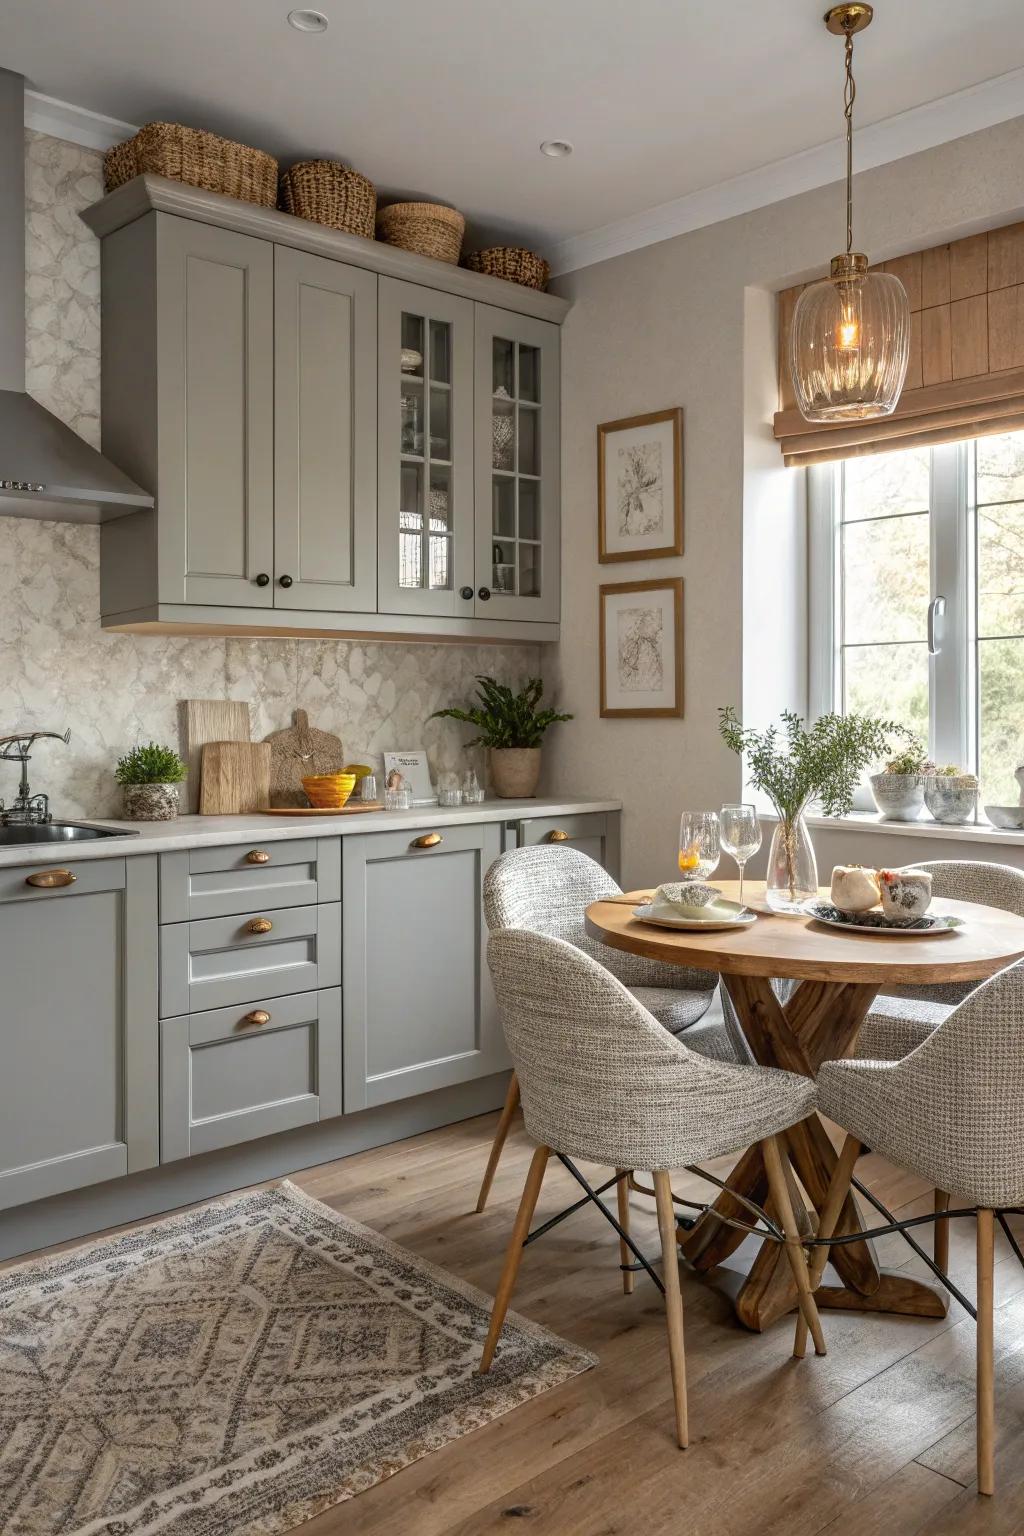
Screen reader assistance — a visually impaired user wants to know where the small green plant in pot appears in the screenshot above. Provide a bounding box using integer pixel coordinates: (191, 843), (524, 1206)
(116, 742), (186, 821)
(870, 736), (936, 822)
(923, 762), (979, 825)
(430, 677), (572, 799)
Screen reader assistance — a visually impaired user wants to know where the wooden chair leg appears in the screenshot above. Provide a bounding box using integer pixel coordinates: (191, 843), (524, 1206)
(479, 1143), (549, 1373)
(934, 1188), (951, 1274)
(762, 1134), (826, 1358)
(653, 1169), (688, 1449)
(794, 1133), (860, 1359)
(616, 1170), (634, 1296)
(475, 1072), (521, 1213)
(977, 1208), (995, 1496)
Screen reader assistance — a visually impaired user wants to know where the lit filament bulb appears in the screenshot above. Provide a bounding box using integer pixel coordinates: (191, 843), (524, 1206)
(837, 306), (860, 351)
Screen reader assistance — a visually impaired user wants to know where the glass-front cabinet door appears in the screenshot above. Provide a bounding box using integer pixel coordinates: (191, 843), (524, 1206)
(378, 279), (474, 617)
(474, 306), (560, 624)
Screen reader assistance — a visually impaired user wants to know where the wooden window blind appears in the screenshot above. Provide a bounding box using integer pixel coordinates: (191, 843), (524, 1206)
(774, 222), (1024, 466)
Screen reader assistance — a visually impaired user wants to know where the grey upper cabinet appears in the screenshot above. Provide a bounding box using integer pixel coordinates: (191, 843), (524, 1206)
(475, 306), (561, 624)
(274, 248), (378, 613)
(377, 279), (475, 618)
(0, 856), (159, 1211)
(342, 822), (508, 1111)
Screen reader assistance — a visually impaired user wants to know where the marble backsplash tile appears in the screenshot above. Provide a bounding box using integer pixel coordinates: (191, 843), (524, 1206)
(0, 130), (541, 819)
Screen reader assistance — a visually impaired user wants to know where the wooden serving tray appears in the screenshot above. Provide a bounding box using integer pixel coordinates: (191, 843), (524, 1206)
(260, 802), (384, 817)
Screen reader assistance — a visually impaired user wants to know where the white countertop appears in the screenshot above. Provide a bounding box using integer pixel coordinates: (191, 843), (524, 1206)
(0, 798), (622, 868)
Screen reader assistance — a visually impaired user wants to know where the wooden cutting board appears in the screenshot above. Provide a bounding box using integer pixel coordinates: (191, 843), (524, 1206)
(200, 741), (272, 814)
(264, 709), (345, 808)
(180, 699), (251, 813)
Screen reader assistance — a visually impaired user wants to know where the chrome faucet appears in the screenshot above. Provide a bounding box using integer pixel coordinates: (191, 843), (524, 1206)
(0, 729), (70, 825)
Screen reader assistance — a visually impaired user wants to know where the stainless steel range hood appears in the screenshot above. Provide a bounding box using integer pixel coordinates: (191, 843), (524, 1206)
(0, 68), (152, 522)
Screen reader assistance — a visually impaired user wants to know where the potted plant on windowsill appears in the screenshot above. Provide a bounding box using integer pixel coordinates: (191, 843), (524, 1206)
(116, 741), (186, 821)
(924, 763), (979, 825)
(719, 707), (901, 913)
(870, 740), (935, 822)
(430, 676), (572, 799)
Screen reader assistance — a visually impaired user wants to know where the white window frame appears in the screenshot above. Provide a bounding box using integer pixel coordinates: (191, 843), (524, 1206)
(808, 442), (977, 797)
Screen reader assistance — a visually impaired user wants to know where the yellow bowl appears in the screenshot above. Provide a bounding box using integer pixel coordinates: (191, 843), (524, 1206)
(302, 772), (355, 809)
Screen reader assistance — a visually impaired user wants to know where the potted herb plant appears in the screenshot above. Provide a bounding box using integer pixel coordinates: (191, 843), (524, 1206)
(430, 676), (572, 799)
(870, 739), (936, 822)
(116, 741), (186, 821)
(719, 707), (900, 912)
(924, 763), (979, 825)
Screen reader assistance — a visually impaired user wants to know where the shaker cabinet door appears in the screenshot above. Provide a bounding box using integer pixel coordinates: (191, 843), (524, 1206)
(342, 822), (508, 1109)
(155, 216), (275, 607)
(274, 248), (378, 612)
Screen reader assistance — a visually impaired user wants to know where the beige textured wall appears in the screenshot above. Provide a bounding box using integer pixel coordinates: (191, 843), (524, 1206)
(6, 131), (538, 818)
(548, 116), (1024, 888)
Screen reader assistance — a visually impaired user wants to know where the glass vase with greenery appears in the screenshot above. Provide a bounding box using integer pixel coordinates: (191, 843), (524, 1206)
(430, 677), (572, 798)
(718, 707), (902, 912)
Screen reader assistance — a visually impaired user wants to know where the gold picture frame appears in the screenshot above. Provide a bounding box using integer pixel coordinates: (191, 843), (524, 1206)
(597, 407), (683, 563)
(599, 577), (683, 719)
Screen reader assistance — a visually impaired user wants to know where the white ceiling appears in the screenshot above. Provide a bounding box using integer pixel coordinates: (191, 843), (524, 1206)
(5, 0), (1024, 271)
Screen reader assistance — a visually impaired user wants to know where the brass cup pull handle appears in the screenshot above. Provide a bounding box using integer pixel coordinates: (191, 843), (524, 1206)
(241, 1009), (271, 1026)
(245, 849), (271, 865)
(546, 829), (571, 843)
(411, 832), (442, 849)
(246, 917), (273, 934)
(25, 868), (77, 889)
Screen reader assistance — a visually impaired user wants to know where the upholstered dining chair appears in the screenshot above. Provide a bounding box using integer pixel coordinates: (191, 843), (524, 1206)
(482, 927), (826, 1448)
(475, 845), (737, 1213)
(854, 860), (1024, 1269)
(814, 957), (1024, 1496)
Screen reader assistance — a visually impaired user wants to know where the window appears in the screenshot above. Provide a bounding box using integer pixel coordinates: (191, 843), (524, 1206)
(809, 431), (1024, 808)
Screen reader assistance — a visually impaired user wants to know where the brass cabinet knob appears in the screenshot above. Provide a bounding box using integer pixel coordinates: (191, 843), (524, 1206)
(546, 829), (571, 843)
(411, 832), (442, 849)
(25, 868), (77, 889)
(245, 849), (271, 865)
(241, 1009), (271, 1026)
(246, 916), (273, 934)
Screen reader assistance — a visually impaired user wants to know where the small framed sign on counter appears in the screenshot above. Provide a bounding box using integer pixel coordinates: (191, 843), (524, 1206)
(383, 749), (436, 805)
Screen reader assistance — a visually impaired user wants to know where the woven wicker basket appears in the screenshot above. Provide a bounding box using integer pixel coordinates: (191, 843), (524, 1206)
(103, 122), (278, 207)
(279, 160), (376, 239)
(376, 201), (465, 265)
(462, 246), (550, 292)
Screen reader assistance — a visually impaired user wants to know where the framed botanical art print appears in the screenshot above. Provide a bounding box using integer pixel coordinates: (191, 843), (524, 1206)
(599, 578), (683, 718)
(597, 407), (683, 562)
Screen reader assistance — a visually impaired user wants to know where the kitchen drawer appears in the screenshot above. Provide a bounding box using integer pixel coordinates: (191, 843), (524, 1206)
(518, 812), (620, 879)
(159, 837), (340, 922)
(160, 986), (342, 1161)
(0, 856), (126, 905)
(160, 902), (341, 1016)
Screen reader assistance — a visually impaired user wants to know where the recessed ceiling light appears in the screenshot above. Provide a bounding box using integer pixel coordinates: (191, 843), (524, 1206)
(539, 139), (573, 158)
(287, 9), (328, 32)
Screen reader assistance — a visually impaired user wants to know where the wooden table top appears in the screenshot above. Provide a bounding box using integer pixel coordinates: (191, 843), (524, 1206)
(585, 881), (1024, 985)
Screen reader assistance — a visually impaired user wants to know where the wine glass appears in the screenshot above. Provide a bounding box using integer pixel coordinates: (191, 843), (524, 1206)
(720, 803), (762, 904)
(677, 811), (720, 882)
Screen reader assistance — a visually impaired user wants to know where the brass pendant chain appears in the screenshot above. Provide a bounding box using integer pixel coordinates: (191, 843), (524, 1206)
(844, 26), (857, 255)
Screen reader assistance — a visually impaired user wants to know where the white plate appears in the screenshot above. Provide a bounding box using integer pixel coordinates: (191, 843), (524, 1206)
(633, 900), (756, 932)
(803, 900), (965, 937)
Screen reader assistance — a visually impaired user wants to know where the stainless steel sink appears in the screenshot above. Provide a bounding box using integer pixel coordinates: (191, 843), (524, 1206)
(0, 821), (139, 845)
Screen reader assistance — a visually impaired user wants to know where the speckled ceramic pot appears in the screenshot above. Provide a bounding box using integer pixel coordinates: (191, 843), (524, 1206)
(122, 782), (180, 821)
(490, 748), (541, 799)
(869, 773), (924, 822)
(924, 774), (978, 825)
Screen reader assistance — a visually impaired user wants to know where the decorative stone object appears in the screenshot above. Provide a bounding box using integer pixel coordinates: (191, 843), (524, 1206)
(122, 782), (180, 821)
(869, 772), (924, 822)
(490, 747), (541, 799)
(879, 868), (933, 923)
(924, 773), (979, 825)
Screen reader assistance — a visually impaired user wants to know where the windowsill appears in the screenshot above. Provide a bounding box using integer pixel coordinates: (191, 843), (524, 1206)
(761, 808), (1024, 849)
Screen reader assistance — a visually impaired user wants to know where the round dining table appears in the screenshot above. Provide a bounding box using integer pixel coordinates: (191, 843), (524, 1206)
(585, 881), (1024, 1333)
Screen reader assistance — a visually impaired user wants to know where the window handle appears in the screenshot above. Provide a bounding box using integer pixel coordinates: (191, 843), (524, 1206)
(927, 595), (946, 656)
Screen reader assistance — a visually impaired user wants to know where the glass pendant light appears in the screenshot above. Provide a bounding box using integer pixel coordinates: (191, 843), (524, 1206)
(790, 4), (910, 422)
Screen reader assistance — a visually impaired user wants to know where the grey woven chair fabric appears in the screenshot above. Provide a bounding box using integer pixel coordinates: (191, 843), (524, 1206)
(488, 927), (817, 1171)
(857, 861), (1024, 1061)
(819, 958), (1024, 1208)
(482, 846), (735, 1058)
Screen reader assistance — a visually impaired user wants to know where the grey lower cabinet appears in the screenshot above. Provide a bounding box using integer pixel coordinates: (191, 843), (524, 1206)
(342, 821), (509, 1110)
(0, 855), (159, 1210)
(518, 811), (621, 881)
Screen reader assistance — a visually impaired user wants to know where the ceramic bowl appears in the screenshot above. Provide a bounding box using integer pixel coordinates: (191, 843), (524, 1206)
(869, 773), (924, 822)
(924, 774), (979, 825)
(302, 772), (356, 809)
(985, 805), (1024, 830)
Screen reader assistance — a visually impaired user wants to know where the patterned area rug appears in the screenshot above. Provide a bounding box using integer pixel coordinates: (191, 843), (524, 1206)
(0, 1181), (594, 1536)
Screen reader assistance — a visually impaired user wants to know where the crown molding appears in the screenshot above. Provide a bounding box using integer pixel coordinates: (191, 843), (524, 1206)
(24, 90), (137, 152)
(550, 67), (1024, 277)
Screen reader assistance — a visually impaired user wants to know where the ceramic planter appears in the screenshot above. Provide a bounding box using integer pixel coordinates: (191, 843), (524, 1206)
(869, 772), (924, 822)
(924, 774), (978, 825)
(490, 748), (541, 799)
(122, 781), (180, 821)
